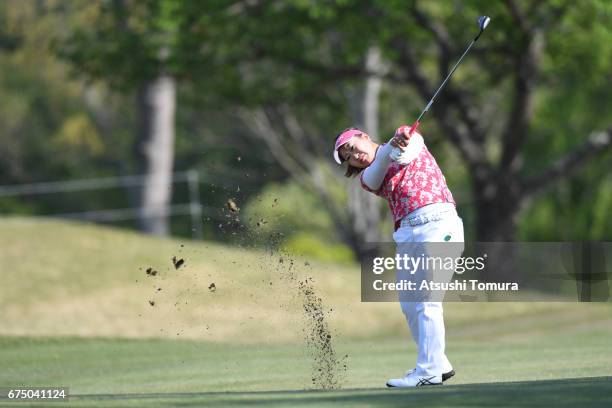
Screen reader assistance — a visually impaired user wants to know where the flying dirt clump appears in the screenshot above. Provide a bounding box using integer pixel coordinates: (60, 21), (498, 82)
(172, 256), (185, 270)
(145, 267), (158, 276)
(227, 198), (240, 214)
(269, 248), (347, 389)
(211, 194), (347, 388)
(298, 276), (347, 389)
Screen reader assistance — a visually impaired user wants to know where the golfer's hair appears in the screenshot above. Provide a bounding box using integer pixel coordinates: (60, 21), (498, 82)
(334, 127), (365, 178)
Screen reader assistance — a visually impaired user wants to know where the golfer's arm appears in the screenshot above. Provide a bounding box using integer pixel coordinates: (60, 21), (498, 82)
(362, 143), (394, 190)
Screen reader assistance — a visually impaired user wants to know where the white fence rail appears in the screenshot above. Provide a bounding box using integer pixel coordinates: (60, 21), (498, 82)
(0, 170), (208, 239)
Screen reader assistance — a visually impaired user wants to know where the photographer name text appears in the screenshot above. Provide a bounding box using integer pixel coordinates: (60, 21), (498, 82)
(372, 279), (519, 292)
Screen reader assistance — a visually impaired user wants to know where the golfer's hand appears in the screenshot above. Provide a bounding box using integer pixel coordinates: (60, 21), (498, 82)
(390, 125), (412, 149)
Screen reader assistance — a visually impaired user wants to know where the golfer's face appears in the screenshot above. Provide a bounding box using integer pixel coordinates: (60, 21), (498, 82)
(340, 134), (372, 168)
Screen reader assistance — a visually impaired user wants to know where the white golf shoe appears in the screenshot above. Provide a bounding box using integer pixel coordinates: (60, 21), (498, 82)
(386, 370), (443, 387)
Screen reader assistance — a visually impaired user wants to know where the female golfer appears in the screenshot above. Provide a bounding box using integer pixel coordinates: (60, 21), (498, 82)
(333, 126), (464, 387)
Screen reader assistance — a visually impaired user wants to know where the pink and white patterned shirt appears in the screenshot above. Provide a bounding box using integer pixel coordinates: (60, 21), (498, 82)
(360, 143), (455, 229)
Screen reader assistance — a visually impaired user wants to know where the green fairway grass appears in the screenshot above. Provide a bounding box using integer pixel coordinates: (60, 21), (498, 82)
(1, 217), (612, 407)
(1, 334), (611, 407)
(50, 378), (612, 408)
(66, 378), (612, 408)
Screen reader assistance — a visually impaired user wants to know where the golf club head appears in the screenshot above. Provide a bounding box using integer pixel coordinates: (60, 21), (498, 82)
(478, 16), (491, 32)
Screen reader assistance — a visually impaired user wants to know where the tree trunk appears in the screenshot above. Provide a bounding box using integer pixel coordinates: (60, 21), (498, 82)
(346, 46), (388, 260)
(472, 174), (524, 284)
(134, 75), (176, 236)
(473, 174), (522, 242)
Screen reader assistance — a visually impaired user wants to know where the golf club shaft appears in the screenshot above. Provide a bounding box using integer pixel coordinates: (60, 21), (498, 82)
(408, 32), (482, 136)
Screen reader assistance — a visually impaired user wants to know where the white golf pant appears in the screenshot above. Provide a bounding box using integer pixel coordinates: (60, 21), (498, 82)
(392, 203), (464, 376)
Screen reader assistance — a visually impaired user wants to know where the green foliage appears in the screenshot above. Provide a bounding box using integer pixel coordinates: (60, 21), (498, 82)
(0, 2), (104, 183)
(57, 1), (185, 89)
(0, 1), (142, 224)
(0, 198), (37, 215)
(242, 181), (354, 263)
(520, 171), (612, 241)
(526, 1), (612, 173)
(52, 113), (105, 159)
(2, 0), (612, 245)
(243, 181), (335, 241)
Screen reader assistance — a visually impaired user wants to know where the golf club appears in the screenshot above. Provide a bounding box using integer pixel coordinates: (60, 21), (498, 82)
(394, 15), (491, 147)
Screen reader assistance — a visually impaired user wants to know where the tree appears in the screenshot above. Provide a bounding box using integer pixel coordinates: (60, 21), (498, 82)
(56, 0), (612, 253)
(183, 0), (612, 255)
(58, 0), (185, 235)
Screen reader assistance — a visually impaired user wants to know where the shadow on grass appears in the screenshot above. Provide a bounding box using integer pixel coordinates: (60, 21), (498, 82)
(58, 376), (612, 408)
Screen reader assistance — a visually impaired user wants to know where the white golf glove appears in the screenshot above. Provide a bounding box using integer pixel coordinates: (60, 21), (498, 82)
(390, 131), (424, 165)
